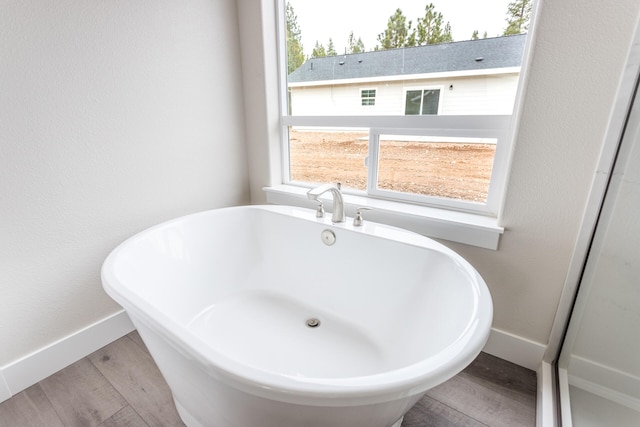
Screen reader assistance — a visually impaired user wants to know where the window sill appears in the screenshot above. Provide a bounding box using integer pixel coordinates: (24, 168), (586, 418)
(264, 185), (504, 250)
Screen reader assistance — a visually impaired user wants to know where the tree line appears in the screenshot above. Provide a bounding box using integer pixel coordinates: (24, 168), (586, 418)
(286, 0), (532, 74)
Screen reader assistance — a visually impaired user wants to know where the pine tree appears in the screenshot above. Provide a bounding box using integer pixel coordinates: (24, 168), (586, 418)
(415, 3), (453, 45)
(442, 22), (453, 42)
(311, 41), (326, 58)
(377, 9), (414, 50)
(348, 31), (365, 54)
(285, 2), (305, 74)
(326, 38), (337, 56)
(503, 0), (532, 35)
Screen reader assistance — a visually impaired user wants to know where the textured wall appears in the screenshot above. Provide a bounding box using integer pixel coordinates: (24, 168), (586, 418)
(0, 0), (249, 366)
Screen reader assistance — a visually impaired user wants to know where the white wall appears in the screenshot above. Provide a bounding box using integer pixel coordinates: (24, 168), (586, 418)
(290, 73), (519, 116)
(0, 0), (249, 369)
(241, 0), (640, 351)
(446, 0), (640, 345)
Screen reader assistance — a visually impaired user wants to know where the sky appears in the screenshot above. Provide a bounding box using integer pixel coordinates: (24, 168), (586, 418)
(289, 0), (514, 57)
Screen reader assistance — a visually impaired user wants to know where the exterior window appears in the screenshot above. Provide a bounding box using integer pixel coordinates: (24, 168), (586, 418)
(361, 89), (376, 106)
(405, 89), (440, 115)
(281, 0), (532, 215)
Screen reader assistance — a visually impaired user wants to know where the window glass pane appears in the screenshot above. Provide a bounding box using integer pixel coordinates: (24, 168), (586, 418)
(286, 0), (526, 117)
(405, 90), (422, 115)
(283, 0), (531, 211)
(288, 127), (368, 191)
(422, 89), (440, 115)
(361, 89), (376, 106)
(377, 135), (497, 202)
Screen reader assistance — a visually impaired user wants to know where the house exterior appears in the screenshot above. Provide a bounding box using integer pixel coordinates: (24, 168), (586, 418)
(287, 34), (525, 116)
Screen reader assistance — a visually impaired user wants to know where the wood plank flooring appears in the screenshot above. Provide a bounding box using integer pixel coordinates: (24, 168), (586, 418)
(0, 332), (536, 427)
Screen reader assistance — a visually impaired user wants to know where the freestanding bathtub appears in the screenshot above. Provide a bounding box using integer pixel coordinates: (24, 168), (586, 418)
(101, 205), (493, 427)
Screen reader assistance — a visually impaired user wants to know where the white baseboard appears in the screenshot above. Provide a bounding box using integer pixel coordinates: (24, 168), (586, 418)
(0, 310), (134, 403)
(483, 327), (547, 371)
(568, 355), (640, 412)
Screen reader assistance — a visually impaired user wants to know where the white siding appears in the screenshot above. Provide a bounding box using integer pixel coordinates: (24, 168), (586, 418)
(440, 75), (519, 114)
(290, 73), (519, 116)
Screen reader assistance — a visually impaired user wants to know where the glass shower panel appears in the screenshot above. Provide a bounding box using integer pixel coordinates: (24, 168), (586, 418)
(557, 75), (640, 426)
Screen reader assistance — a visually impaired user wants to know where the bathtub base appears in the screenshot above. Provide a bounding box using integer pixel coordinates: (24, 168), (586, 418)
(175, 397), (405, 427)
(175, 400), (205, 427)
(134, 320), (417, 427)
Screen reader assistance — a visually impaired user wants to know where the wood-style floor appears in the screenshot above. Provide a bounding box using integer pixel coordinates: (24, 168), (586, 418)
(0, 331), (537, 427)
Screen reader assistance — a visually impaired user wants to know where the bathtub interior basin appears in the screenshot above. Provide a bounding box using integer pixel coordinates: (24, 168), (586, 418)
(101, 205), (493, 426)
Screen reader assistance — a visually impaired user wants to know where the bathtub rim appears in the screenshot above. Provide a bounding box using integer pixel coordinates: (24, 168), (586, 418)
(101, 204), (493, 406)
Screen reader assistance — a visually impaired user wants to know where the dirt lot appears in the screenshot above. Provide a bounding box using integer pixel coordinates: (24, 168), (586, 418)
(289, 130), (496, 202)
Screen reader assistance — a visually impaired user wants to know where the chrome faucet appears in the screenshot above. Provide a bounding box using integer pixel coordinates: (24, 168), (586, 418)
(307, 183), (345, 223)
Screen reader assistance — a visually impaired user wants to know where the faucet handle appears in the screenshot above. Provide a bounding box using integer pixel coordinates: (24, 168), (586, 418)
(353, 207), (373, 226)
(315, 202), (325, 218)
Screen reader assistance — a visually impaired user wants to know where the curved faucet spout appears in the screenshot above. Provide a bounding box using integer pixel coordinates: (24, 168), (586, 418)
(307, 183), (345, 223)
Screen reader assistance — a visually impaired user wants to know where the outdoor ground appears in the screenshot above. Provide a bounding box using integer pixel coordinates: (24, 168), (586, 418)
(289, 130), (496, 202)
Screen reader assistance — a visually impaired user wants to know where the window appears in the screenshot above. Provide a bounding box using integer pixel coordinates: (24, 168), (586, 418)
(361, 89), (376, 106)
(279, 0), (531, 216)
(405, 89), (440, 115)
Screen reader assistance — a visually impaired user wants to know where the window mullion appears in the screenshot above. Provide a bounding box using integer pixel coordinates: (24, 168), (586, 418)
(367, 129), (381, 195)
(281, 115), (512, 131)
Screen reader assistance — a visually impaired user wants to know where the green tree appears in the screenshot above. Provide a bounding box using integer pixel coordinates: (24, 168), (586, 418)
(483, 31), (488, 39)
(471, 30), (479, 40)
(377, 9), (414, 50)
(285, 2), (305, 73)
(442, 22), (453, 42)
(311, 41), (326, 58)
(326, 38), (337, 56)
(348, 31), (365, 54)
(415, 3), (453, 45)
(503, 0), (532, 35)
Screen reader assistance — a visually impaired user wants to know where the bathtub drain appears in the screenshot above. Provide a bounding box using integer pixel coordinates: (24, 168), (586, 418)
(306, 318), (321, 328)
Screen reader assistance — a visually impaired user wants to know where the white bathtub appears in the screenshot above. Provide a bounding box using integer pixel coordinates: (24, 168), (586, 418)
(101, 205), (493, 427)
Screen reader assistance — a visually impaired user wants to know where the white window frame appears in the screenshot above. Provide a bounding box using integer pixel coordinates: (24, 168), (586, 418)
(281, 115), (511, 216)
(268, 0), (538, 249)
(360, 87), (377, 107)
(402, 86), (443, 115)
(368, 126), (507, 213)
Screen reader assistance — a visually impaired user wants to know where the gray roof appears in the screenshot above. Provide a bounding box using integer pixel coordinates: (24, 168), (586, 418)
(288, 34), (525, 83)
